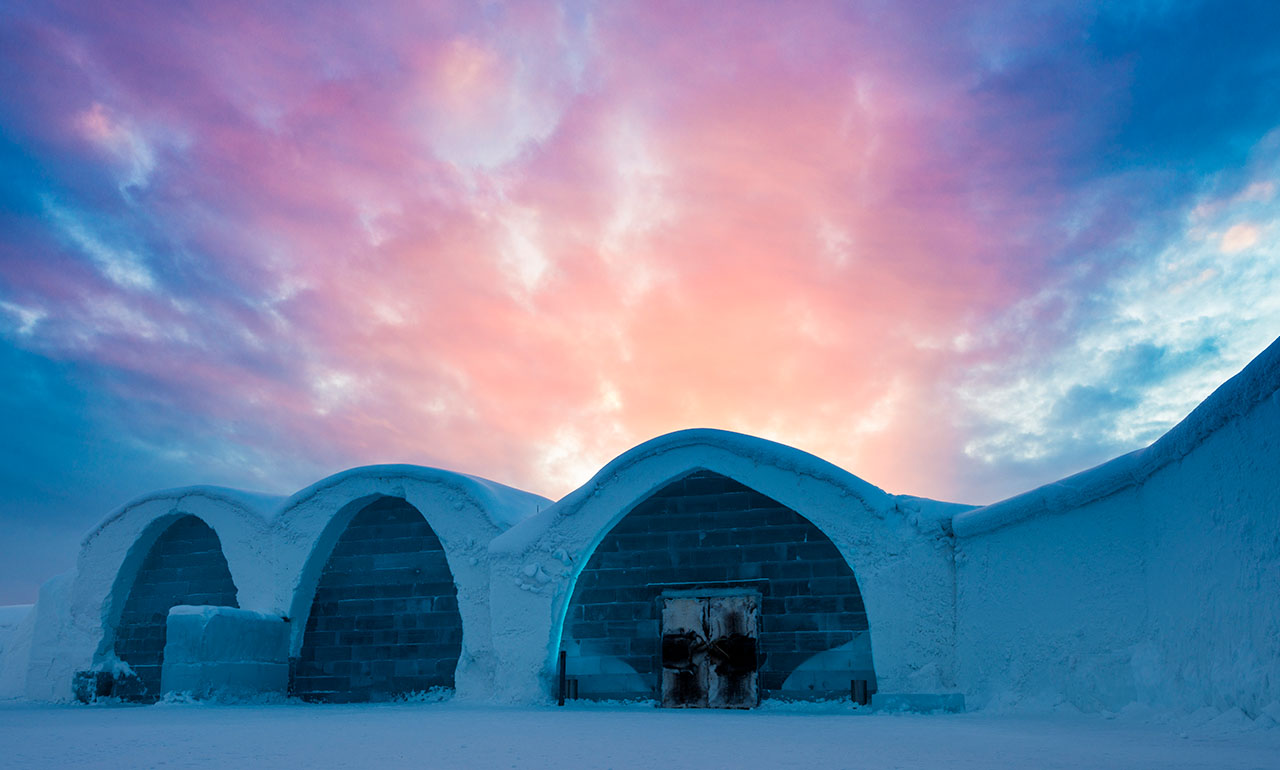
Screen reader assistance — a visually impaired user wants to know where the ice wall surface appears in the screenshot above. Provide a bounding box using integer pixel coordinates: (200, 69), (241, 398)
(162, 606), (289, 697)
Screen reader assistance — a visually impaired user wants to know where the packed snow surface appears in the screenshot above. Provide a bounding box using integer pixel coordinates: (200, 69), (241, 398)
(0, 701), (1277, 770)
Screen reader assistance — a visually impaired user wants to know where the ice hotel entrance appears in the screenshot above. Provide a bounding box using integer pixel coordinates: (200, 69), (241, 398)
(557, 469), (876, 706)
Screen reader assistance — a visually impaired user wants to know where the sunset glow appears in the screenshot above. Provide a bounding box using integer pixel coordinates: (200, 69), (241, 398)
(1, 0), (1278, 602)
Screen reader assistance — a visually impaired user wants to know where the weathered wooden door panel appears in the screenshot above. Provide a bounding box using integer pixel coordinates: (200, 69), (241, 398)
(661, 594), (759, 709)
(707, 596), (759, 708)
(661, 598), (708, 707)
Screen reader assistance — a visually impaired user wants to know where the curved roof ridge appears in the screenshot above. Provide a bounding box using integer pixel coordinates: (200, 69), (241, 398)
(491, 427), (969, 556)
(551, 427), (897, 519)
(85, 465), (549, 547)
(274, 463), (549, 530)
(82, 485), (282, 548)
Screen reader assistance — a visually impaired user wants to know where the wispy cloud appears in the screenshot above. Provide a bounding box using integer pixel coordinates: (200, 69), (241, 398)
(0, 301), (46, 336)
(42, 200), (157, 292)
(956, 143), (1280, 482)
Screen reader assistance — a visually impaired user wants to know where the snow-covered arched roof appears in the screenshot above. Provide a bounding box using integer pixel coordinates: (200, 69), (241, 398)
(73, 487), (277, 665)
(275, 464), (547, 532)
(487, 428), (967, 702)
(81, 484), (282, 550)
(271, 465), (550, 694)
(493, 428), (966, 556)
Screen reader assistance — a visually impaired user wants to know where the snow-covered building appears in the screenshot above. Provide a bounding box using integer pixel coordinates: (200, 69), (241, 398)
(4, 467), (548, 704)
(0, 337), (1277, 716)
(486, 431), (964, 707)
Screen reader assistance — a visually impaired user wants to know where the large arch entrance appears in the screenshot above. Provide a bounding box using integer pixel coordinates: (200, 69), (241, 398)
(112, 515), (239, 702)
(561, 470), (874, 705)
(292, 496), (462, 702)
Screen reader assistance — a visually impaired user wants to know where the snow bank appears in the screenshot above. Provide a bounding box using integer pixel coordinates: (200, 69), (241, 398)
(488, 428), (963, 703)
(956, 336), (1280, 716)
(0, 604), (34, 630)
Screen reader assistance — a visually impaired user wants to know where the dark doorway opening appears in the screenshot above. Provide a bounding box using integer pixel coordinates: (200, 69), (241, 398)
(112, 516), (239, 702)
(292, 496), (462, 702)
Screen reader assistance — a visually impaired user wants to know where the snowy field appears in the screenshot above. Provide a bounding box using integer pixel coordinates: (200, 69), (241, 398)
(2, 700), (1278, 770)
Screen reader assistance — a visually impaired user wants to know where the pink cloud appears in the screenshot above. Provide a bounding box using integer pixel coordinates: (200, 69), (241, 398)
(0, 0), (1191, 504)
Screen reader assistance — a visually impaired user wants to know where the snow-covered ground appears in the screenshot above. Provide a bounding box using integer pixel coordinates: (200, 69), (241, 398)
(1, 700), (1277, 769)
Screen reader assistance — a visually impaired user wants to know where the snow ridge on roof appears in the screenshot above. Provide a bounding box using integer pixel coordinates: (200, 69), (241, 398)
(82, 485), (284, 548)
(492, 427), (968, 555)
(953, 334), (1280, 538)
(554, 427), (900, 517)
(278, 464), (549, 530)
(85, 465), (548, 547)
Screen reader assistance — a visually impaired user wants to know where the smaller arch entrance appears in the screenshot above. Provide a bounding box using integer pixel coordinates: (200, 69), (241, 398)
(112, 515), (239, 701)
(293, 496), (463, 702)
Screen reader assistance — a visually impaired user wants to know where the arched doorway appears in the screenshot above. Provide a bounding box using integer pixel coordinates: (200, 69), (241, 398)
(293, 496), (462, 702)
(112, 515), (239, 701)
(561, 470), (874, 705)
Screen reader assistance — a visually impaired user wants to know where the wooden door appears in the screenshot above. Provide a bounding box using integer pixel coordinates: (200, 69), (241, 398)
(661, 595), (759, 708)
(707, 595), (759, 708)
(660, 597), (708, 707)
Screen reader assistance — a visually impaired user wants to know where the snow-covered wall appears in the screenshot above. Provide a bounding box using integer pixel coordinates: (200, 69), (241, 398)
(954, 336), (1280, 714)
(488, 429), (963, 704)
(20, 572), (77, 701)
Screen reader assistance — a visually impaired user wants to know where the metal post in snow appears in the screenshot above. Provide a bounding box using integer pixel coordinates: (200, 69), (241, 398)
(558, 650), (567, 707)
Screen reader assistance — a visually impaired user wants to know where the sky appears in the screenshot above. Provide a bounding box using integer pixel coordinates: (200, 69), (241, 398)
(0, 0), (1278, 604)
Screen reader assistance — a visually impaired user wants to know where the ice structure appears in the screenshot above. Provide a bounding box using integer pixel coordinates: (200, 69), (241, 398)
(0, 337), (1275, 718)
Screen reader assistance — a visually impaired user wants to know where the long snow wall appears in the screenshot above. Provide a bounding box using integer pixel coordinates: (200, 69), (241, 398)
(953, 339), (1280, 715)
